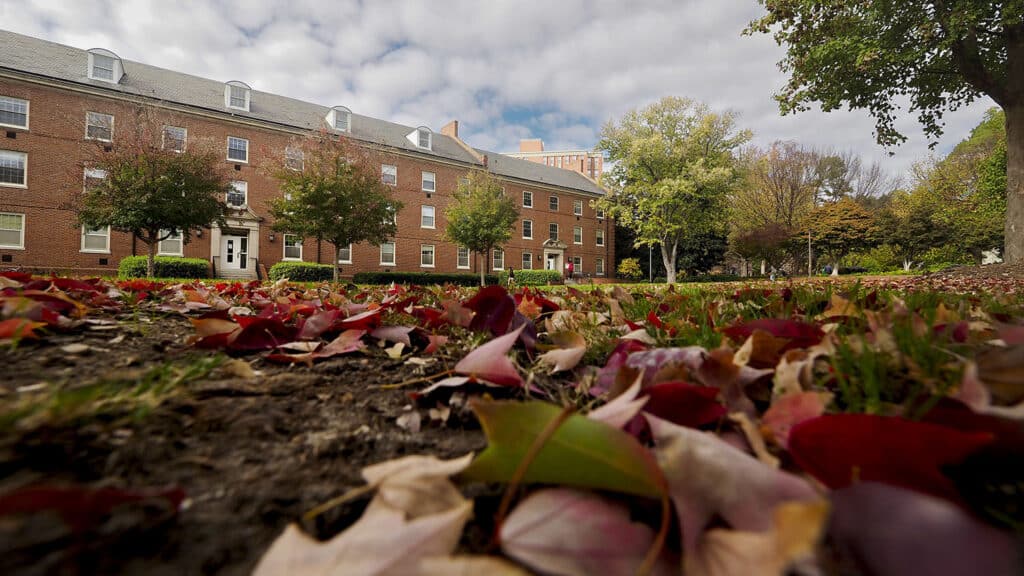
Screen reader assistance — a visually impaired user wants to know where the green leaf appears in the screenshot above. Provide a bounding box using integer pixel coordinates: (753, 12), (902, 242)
(462, 399), (665, 498)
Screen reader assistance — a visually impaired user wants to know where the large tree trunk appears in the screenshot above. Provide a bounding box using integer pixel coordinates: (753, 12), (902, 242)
(479, 251), (487, 287)
(147, 239), (157, 277)
(1005, 103), (1024, 263)
(661, 242), (678, 284)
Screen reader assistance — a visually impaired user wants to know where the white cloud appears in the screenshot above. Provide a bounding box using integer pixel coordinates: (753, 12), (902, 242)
(1, 0), (997, 178)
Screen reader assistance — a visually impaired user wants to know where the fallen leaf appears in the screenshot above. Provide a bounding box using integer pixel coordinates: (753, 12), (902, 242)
(453, 325), (525, 386)
(729, 412), (779, 468)
(0, 318), (47, 340)
(588, 376), (647, 429)
(760, 391), (832, 449)
(642, 382), (728, 429)
(60, 343), (90, 355)
(646, 414), (818, 552)
(417, 556), (533, 576)
(397, 410), (421, 433)
(463, 399), (666, 498)
(501, 488), (674, 576)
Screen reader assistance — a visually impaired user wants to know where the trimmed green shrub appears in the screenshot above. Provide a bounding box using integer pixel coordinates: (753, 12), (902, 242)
(118, 256), (209, 279)
(617, 258), (643, 281)
(269, 261), (335, 282)
(498, 269), (563, 286)
(353, 271), (500, 286)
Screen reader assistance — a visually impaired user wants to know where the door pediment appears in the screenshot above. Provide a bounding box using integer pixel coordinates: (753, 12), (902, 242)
(542, 239), (568, 250)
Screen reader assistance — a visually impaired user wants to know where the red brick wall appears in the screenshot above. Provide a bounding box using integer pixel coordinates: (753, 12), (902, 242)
(0, 77), (615, 278)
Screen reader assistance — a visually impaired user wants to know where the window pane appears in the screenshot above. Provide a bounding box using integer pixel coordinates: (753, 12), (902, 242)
(522, 191), (533, 207)
(229, 85), (248, 108)
(457, 246), (470, 268)
(284, 235), (302, 259)
(549, 196), (558, 210)
(0, 151), (26, 185)
(285, 147), (304, 170)
(86, 112), (113, 141)
(421, 245), (434, 266)
(381, 242), (396, 264)
(0, 213), (23, 247)
(522, 252), (532, 270)
(339, 244), (352, 263)
(418, 129), (430, 148)
(574, 226), (582, 244)
(492, 249), (504, 270)
(549, 223), (558, 241)
(596, 258), (605, 275)
(422, 171), (435, 192)
(597, 229), (604, 245)
(382, 164), (397, 185)
(83, 228), (107, 251)
(163, 126), (186, 151)
(421, 205), (435, 228)
(227, 181), (247, 207)
(574, 200), (583, 215)
(522, 220), (532, 238)
(92, 54), (115, 80)
(228, 137), (248, 161)
(0, 96), (28, 128)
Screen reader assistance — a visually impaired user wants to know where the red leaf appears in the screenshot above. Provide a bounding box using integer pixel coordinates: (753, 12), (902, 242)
(642, 382), (727, 429)
(464, 285), (515, 335)
(789, 414), (993, 504)
(0, 485), (186, 533)
(337, 308), (382, 331)
(230, 316), (298, 351)
(296, 309), (342, 340)
(593, 339), (649, 395)
(0, 318), (46, 340)
(722, 319), (824, 350)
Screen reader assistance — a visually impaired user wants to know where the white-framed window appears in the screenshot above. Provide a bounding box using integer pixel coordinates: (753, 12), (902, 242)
(421, 244), (435, 268)
(573, 226), (583, 244)
(81, 225), (110, 253)
(83, 167), (107, 190)
(88, 51), (120, 83)
(421, 205), (435, 229)
(162, 125), (186, 152)
(0, 212), (25, 249)
(382, 164), (397, 186)
(596, 229), (605, 246)
(596, 257), (605, 276)
(225, 82), (251, 111)
(227, 136), (249, 163)
(574, 199), (583, 216)
(549, 223), (558, 241)
(227, 181), (247, 208)
(331, 106), (352, 132)
(380, 242), (396, 266)
(522, 190), (533, 208)
(0, 150), (27, 187)
(571, 256), (582, 272)
(0, 96), (29, 129)
(283, 234), (303, 260)
(492, 248), (504, 271)
(158, 229), (183, 256)
(285, 147), (304, 171)
(421, 171), (436, 192)
(522, 219), (533, 239)
(338, 243), (353, 264)
(85, 112), (113, 141)
(597, 208), (605, 220)
(549, 195), (559, 211)
(457, 246), (470, 269)
(417, 127), (432, 150)
(521, 251), (533, 270)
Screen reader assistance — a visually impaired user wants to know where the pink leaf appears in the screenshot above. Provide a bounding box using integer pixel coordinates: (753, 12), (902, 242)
(588, 377), (648, 429)
(647, 414), (818, 553)
(500, 488), (675, 576)
(454, 325), (525, 386)
(761, 392), (833, 449)
(371, 325), (414, 347)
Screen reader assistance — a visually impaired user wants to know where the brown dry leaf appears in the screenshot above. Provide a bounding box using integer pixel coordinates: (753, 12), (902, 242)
(772, 349), (808, 397)
(734, 330), (788, 369)
(975, 345), (1024, 405)
(933, 302), (959, 326)
(611, 285), (635, 305)
(537, 331), (588, 373)
(608, 299), (626, 326)
(820, 293), (858, 319)
(686, 500), (830, 576)
(218, 358), (259, 379)
(728, 412), (779, 468)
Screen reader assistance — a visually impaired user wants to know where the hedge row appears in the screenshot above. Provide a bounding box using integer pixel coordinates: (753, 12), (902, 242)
(497, 269), (564, 286)
(118, 256), (209, 279)
(268, 262), (335, 282)
(352, 271), (500, 286)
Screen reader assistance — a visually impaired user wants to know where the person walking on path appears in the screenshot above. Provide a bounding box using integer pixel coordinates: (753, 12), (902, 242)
(507, 267), (516, 288)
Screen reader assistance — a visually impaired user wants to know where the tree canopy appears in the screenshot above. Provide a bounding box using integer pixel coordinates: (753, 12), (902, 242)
(802, 198), (879, 274)
(77, 110), (230, 277)
(443, 170), (519, 286)
(748, 0), (1024, 262)
(596, 96), (749, 283)
(268, 132), (403, 281)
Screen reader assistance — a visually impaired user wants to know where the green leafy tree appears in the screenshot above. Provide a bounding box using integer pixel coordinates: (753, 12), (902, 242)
(876, 191), (954, 270)
(268, 132), (403, 282)
(747, 1), (1024, 262)
(596, 96), (750, 283)
(444, 170), (520, 286)
(803, 198), (879, 275)
(77, 111), (230, 277)
(617, 257), (643, 281)
(913, 108), (1007, 263)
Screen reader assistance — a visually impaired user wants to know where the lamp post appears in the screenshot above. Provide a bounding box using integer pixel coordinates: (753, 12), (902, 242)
(648, 244), (653, 283)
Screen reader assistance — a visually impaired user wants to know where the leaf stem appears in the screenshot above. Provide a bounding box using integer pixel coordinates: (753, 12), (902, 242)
(302, 483), (376, 522)
(377, 368), (455, 389)
(491, 405), (575, 549)
(637, 491), (671, 576)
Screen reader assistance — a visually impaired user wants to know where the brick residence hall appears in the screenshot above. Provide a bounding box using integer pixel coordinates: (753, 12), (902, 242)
(0, 30), (614, 280)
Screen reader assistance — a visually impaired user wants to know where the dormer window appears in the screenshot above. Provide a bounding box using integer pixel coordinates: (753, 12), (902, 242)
(407, 126), (432, 150)
(87, 49), (123, 83)
(224, 81), (251, 112)
(327, 106), (351, 132)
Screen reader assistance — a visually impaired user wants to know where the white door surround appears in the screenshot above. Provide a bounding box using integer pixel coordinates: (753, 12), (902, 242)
(209, 212), (260, 278)
(220, 234), (248, 270)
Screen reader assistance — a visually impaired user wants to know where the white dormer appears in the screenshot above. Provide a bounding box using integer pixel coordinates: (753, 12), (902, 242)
(224, 80), (251, 112)
(408, 126), (432, 150)
(87, 48), (123, 83)
(326, 105), (352, 132)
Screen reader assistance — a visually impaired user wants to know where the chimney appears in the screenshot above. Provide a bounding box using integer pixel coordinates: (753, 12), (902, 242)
(441, 120), (459, 138)
(483, 154), (489, 168)
(519, 138), (544, 153)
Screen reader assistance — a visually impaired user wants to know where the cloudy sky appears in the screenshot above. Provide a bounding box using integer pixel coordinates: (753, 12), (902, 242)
(1, 0), (997, 180)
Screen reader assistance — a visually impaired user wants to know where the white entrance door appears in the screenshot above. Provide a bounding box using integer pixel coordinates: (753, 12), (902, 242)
(221, 235), (248, 270)
(544, 251), (562, 272)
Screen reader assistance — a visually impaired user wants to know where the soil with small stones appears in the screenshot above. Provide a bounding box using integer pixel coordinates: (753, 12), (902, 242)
(929, 261), (1024, 279)
(0, 313), (490, 576)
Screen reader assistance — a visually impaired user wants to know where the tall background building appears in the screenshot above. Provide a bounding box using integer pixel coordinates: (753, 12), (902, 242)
(505, 139), (605, 181)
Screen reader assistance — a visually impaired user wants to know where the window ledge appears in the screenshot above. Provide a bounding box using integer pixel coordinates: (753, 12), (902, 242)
(80, 249), (111, 254)
(0, 183), (27, 189)
(281, 257), (303, 262)
(0, 245), (25, 250)
(0, 123), (27, 131)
